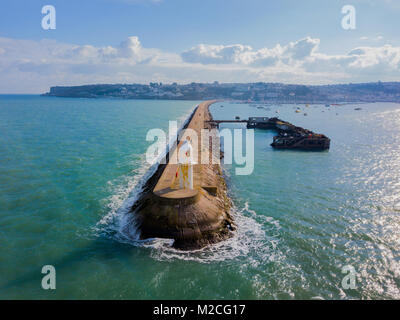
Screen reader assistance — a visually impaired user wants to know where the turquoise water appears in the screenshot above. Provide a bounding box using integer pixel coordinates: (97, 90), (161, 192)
(1, 96), (399, 299)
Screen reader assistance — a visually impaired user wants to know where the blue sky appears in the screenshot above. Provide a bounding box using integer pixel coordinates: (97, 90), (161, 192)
(0, 0), (399, 93)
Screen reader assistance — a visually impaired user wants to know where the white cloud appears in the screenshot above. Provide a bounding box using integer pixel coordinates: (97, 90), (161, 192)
(0, 35), (399, 93)
(181, 44), (252, 64)
(348, 45), (400, 70)
(180, 36), (400, 83)
(181, 37), (320, 66)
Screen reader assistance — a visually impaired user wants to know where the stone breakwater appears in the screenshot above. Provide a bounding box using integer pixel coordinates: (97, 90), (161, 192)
(130, 100), (235, 250)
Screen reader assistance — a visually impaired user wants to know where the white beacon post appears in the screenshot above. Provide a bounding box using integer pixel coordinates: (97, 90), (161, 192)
(178, 138), (194, 190)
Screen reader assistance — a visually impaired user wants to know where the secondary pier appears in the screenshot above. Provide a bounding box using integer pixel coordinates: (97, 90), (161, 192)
(207, 117), (330, 150)
(133, 100), (234, 250)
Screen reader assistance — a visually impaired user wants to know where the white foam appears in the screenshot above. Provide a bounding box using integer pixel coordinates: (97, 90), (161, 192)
(94, 105), (197, 243)
(144, 201), (281, 264)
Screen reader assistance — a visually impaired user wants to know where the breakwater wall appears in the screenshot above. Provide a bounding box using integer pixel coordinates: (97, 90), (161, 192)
(130, 101), (234, 250)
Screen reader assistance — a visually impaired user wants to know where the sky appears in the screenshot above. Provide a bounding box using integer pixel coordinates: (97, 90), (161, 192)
(0, 0), (399, 93)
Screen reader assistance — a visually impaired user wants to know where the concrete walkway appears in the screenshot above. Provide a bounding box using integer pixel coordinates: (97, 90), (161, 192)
(153, 100), (217, 200)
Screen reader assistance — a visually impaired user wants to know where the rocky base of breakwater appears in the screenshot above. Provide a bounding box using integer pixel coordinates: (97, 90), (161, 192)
(134, 164), (234, 250)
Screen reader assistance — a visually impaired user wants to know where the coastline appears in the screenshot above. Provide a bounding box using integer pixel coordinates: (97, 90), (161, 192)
(42, 82), (400, 104)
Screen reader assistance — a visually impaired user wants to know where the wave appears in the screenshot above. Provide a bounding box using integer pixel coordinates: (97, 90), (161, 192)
(144, 201), (272, 263)
(94, 105), (198, 243)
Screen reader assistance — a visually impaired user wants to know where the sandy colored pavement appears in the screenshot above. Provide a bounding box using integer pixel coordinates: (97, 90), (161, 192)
(153, 100), (218, 200)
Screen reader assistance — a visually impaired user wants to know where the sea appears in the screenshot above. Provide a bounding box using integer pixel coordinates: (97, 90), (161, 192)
(0, 95), (399, 299)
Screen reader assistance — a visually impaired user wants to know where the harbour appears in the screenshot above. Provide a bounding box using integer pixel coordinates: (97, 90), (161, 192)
(1, 96), (400, 299)
(1, 0), (400, 304)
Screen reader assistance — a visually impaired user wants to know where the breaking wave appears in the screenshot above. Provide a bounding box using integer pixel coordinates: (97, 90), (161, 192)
(144, 200), (281, 264)
(94, 105), (197, 244)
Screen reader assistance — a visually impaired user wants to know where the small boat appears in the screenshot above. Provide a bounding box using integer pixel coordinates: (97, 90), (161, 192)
(304, 113), (307, 116)
(325, 104), (330, 107)
(235, 116), (240, 120)
(354, 107), (362, 111)
(295, 110), (301, 113)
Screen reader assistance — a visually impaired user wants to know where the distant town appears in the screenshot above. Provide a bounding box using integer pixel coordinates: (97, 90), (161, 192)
(44, 81), (400, 103)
